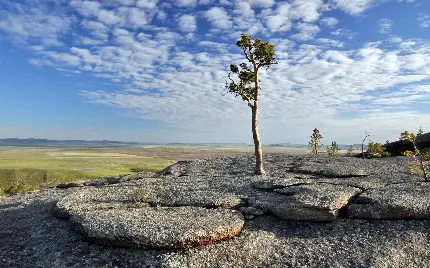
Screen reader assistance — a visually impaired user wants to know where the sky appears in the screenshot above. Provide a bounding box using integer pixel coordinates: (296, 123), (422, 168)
(0, 0), (429, 145)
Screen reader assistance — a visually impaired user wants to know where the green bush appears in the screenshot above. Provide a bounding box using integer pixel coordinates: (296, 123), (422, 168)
(327, 141), (340, 157)
(367, 142), (391, 158)
(0, 168), (96, 195)
(346, 146), (355, 156)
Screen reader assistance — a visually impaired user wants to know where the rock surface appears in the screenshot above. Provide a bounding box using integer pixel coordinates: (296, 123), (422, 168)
(348, 182), (430, 219)
(1, 154), (430, 267)
(71, 207), (245, 249)
(252, 183), (362, 221)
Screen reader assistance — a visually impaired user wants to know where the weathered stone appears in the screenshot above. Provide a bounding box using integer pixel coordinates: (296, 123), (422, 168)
(252, 176), (312, 190)
(54, 187), (148, 219)
(2, 154), (430, 267)
(254, 183), (362, 222)
(292, 163), (369, 177)
(54, 185), (245, 219)
(157, 161), (192, 176)
(70, 207), (245, 249)
(238, 206), (264, 216)
(348, 182), (430, 219)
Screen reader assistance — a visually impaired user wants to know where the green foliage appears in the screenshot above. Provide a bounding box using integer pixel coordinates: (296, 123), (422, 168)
(0, 168), (97, 195)
(417, 126), (424, 137)
(400, 129), (429, 181)
(366, 142), (391, 158)
(327, 141), (340, 157)
(346, 145), (355, 156)
(400, 130), (417, 142)
(225, 34), (277, 103)
(309, 128), (323, 155)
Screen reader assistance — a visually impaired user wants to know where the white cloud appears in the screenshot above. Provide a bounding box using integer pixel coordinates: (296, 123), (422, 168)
(178, 15), (197, 33)
(239, 0), (275, 8)
(70, 0), (101, 17)
(290, 0), (324, 22)
(265, 3), (292, 32)
(379, 18), (392, 34)
(0, 2), (72, 46)
(205, 7), (232, 30)
(174, 0), (198, 7)
(292, 23), (321, 41)
(136, 0), (159, 9)
(320, 17), (339, 28)
(418, 13), (430, 28)
(1, 0), (430, 144)
(98, 9), (122, 25)
(332, 0), (374, 15)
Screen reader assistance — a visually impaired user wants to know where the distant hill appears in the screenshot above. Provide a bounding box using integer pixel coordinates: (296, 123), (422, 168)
(0, 138), (141, 148)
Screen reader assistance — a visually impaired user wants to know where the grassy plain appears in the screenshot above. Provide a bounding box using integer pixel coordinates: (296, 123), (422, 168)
(0, 145), (315, 195)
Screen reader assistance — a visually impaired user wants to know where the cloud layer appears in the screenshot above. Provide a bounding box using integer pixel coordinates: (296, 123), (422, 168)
(0, 0), (429, 144)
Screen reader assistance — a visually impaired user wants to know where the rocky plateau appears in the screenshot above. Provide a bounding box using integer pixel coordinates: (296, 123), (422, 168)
(1, 154), (429, 267)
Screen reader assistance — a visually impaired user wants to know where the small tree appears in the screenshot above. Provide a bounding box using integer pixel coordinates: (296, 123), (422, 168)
(346, 145), (355, 156)
(225, 34), (277, 175)
(309, 128), (323, 155)
(367, 142), (391, 158)
(361, 131), (370, 159)
(400, 130), (429, 181)
(327, 141), (340, 157)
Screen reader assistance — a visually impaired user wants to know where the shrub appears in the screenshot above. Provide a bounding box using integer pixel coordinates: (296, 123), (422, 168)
(327, 141), (340, 157)
(401, 130), (429, 181)
(367, 142), (391, 158)
(346, 145), (355, 156)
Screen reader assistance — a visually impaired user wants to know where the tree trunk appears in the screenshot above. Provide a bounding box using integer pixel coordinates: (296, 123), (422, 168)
(252, 68), (264, 175)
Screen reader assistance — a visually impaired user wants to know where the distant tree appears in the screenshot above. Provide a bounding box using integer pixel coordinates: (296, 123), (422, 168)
(346, 145), (355, 156)
(309, 128), (323, 155)
(417, 126), (424, 136)
(225, 34), (277, 175)
(417, 126), (424, 144)
(327, 141), (340, 157)
(361, 131), (370, 159)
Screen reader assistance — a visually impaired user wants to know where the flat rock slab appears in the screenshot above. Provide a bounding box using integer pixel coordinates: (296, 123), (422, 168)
(54, 186), (244, 219)
(71, 207), (245, 249)
(253, 183), (362, 222)
(348, 182), (430, 219)
(291, 163), (369, 177)
(54, 187), (145, 219)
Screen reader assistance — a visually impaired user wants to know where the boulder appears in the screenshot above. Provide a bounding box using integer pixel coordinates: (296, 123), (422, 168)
(252, 183), (362, 222)
(71, 207), (245, 249)
(348, 182), (430, 219)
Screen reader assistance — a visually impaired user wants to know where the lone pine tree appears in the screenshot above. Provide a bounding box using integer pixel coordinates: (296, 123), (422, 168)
(309, 128), (323, 155)
(225, 34), (277, 175)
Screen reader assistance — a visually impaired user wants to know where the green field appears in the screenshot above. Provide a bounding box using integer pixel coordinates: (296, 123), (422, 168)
(0, 145), (314, 196)
(0, 146), (174, 195)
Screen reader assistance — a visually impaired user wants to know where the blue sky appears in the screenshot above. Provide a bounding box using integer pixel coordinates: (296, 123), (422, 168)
(0, 0), (429, 144)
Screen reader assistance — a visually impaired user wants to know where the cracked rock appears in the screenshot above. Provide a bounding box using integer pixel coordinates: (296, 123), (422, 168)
(348, 182), (430, 219)
(71, 207), (245, 249)
(254, 183), (362, 222)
